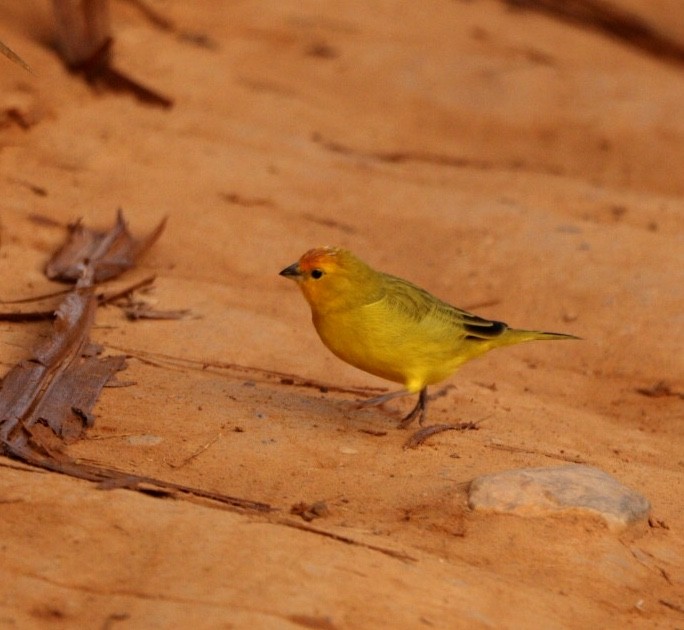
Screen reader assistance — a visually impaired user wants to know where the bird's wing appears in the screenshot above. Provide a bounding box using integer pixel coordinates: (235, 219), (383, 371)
(379, 274), (508, 340)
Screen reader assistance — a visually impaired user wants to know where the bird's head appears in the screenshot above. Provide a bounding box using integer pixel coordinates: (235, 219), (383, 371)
(280, 246), (380, 313)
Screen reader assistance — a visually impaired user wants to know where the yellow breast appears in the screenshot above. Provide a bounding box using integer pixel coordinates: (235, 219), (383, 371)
(312, 301), (482, 392)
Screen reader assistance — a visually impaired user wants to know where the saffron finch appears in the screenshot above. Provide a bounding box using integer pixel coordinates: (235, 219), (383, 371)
(280, 247), (578, 427)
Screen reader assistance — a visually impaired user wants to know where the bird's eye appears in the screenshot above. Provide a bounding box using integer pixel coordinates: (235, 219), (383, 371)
(310, 268), (324, 280)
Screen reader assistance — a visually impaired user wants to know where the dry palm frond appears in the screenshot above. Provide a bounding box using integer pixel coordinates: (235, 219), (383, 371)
(0, 40), (30, 72)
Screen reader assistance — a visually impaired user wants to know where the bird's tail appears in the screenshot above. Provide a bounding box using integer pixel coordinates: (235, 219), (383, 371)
(499, 328), (580, 347)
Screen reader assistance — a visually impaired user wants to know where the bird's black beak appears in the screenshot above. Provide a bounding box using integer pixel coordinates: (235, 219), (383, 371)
(279, 262), (301, 278)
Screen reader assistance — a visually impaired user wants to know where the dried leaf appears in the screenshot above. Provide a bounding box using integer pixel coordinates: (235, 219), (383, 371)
(0, 287), (124, 450)
(45, 209), (166, 283)
(0, 212), (269, 514)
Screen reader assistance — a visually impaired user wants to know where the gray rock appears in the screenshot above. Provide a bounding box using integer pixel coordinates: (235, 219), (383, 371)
(468, 464), (650, 531)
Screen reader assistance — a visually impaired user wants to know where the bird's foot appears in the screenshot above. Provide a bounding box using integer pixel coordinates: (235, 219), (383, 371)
(356, 389), (411, 409)
(397, 388), (428, 429)
(397, 405), (423, 429)
(357, 388), (431, 429)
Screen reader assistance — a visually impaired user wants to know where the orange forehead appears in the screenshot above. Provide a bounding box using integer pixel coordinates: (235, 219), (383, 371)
(298, 246), (344, 271)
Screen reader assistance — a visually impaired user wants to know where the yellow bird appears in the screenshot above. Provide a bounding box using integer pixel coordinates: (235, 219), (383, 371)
(280, 246), (578, 427)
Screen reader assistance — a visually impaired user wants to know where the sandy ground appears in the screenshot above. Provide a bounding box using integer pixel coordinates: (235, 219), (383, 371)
(0, 1), (683, 628)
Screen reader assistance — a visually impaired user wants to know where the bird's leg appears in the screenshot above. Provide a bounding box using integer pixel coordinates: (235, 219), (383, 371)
(358, 388), (428, 429)
(398, 387), (428, 429)
(357, 389), (411, 408)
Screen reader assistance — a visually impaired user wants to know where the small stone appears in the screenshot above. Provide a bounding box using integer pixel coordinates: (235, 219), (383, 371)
(290, 500), (330, 522)
(468, 464), (650, 531)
